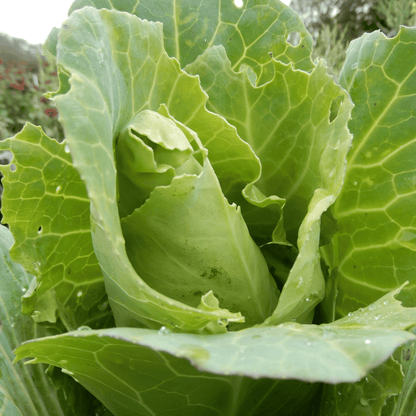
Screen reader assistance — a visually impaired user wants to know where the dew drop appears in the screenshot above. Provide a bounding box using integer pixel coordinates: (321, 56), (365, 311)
(383, 300), (389, 305)
(353, 181), (358, 186)
(305, 297), (311, 302)
(77, 291), (83, 297)
(374, 314), (382, 320)
(368, 304), (376, 310)
(365, 339), (371, 344)
(158, 326), (172, 335)
(22, 287), (27, 292)
(360, 398), (369, 406)
(77, 325), (91, 331)
(56, 185), (62, 193)
(297, 277), (304, 287)
(350, 62), (358, 70)
(347, 312), (353, 317)
(64, 144), (70, 153)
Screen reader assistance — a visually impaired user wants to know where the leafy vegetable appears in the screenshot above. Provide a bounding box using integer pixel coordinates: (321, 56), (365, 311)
(0, 1), (415, 415)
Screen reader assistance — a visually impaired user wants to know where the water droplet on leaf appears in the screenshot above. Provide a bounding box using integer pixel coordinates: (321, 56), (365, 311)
(77, 325), (91, 331)
(158, 326), (172, 335)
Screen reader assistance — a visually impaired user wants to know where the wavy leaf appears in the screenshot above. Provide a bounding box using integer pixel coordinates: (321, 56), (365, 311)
(15, 287), (416, 415)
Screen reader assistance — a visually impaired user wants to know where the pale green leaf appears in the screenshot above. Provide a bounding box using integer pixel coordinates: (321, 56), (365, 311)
(52, 7), (267, 331)
(14, 286), (416, 415)
(121, 143), (279, 329)
(0, 225), (65, 415)
(0, 124), (111, 330)
(185, 46), (353, 324)
(332, 26), (416, 317)
(15, 327), (320, 416)
(68, 0), (314, 83)
(392, 330), (416, 416)
(320, 358), (403, 416)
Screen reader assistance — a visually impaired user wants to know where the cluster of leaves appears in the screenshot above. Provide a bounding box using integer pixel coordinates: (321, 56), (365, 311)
(0, 1), (415, 415)
(0, 54), (63, 141)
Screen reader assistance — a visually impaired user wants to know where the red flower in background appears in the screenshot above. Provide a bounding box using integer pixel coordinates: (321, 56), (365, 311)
(44, 108), (57, 118)
(10, 77), (27, 91)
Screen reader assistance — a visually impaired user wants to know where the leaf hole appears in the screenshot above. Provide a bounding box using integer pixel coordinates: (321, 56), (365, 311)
(0, 151), (13, 165)
(10, 164), (16, 172)
(286, 32), (301, 47)
(329, 95), (345, 123)
(38, 226), (42, 233)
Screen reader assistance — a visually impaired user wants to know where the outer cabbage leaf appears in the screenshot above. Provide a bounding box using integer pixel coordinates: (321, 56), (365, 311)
(51, 7), (269, 331)
(15, 287), (416, 415)
(390, 330), (416, 416)
(185, 46), (353, 324)
(0, 224), (93, 416)
(0, 124), (111, 330)
(330, 26), (416, 317)
(319, 358), (403, 416)
(68, 0), (314, 83)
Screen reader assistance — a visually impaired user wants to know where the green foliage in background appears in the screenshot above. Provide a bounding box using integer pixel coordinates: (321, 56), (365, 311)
(292, 0), (416, 81)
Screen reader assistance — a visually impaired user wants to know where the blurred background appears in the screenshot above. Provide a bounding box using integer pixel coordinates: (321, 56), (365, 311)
(0, 1), (74, 141)
(0, 0), (415, 143)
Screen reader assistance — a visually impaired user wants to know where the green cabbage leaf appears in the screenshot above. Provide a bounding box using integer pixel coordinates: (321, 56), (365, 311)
(0, 1), (415, 415)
